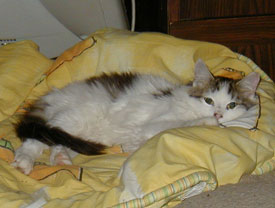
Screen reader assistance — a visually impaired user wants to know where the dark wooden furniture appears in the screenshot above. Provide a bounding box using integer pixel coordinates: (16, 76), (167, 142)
(168, 0), (275, 81)
(124, 0), (275, 81)
(123, 0), (168, 33)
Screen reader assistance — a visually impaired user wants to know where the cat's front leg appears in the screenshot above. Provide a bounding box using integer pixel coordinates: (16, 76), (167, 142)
(183, 117), (219, 127)
(12, 139), (48, 175)
(199, 117), (219, 126)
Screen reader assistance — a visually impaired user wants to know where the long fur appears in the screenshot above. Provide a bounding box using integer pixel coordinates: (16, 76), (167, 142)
(15, 114), (106, 155)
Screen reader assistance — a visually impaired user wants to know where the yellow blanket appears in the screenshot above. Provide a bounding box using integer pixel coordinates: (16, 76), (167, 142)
(0, 29), (274, 208)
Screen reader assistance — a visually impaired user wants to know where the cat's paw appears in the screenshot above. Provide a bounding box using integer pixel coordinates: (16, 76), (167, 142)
(12, 152), (34, 175)
(50, 146), (72, 166)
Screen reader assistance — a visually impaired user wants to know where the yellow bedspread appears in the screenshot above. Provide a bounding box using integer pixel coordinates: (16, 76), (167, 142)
(0, 29), (274, 208)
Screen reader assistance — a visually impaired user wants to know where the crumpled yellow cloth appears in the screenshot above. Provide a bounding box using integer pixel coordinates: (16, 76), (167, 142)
(0, 28), (274, 208)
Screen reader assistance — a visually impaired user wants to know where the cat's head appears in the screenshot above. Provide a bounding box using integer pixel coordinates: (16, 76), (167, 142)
(189, 59), (260, 124)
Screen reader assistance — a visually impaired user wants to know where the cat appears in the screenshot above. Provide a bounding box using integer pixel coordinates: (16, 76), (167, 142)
(12, 59), (260, 175)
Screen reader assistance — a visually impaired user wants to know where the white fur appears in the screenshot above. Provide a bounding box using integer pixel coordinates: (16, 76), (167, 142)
(50, 145), (72, 166)
(12, 139), (48, 174)
(40, 76), (220, 152)
(119, 160), (145, 202)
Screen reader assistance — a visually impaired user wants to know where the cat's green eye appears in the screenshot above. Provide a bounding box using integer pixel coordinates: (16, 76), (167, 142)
(204, 97), (214, 105)
(227, 102), (237, 110)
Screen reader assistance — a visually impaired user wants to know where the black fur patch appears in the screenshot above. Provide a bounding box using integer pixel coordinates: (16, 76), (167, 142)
(15, 114), (106, 155)
(86, 73), (137, 99)
(152, 89), (173, 99)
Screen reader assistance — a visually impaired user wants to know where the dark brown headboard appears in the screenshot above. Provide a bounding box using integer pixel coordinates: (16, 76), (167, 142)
(168, 0), (275, 81)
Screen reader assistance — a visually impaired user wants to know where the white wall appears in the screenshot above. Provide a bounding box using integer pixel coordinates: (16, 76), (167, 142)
(40, 0), (128, 37)
(0, 0), (81, 57)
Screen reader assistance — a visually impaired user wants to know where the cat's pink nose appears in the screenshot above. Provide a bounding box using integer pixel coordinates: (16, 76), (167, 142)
(214, 113), (223, 119)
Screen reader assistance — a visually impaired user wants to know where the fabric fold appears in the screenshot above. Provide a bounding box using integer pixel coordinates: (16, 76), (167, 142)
(0, 28), (274, 208)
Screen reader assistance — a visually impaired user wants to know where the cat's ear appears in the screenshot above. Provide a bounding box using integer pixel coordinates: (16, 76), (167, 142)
(193, 59), (214, 88)
(237, 72), (260, 99)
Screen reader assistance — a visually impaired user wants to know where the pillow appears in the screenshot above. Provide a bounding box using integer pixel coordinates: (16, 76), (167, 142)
(0, 41), (53, 121)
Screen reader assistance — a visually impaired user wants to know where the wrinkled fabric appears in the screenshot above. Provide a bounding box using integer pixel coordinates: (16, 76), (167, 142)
(0, 29), (274, 208)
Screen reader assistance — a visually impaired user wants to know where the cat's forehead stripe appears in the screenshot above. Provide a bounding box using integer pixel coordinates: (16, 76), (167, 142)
(211, 77), (238, 96)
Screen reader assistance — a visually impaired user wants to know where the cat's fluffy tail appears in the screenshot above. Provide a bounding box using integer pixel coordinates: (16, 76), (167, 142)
(15, 114), (106, 155)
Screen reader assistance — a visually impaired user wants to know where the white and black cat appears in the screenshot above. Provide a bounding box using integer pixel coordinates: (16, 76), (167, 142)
(12, 59), (260, 174)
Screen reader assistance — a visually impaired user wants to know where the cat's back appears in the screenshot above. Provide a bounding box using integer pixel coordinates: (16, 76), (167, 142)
(124, 73), (177, 96)
(41, 72), (177, 110)
(67, 73), (176, 98)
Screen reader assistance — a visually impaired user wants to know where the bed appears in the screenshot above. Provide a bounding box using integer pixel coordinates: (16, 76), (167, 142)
(0, 28), (274, 207)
